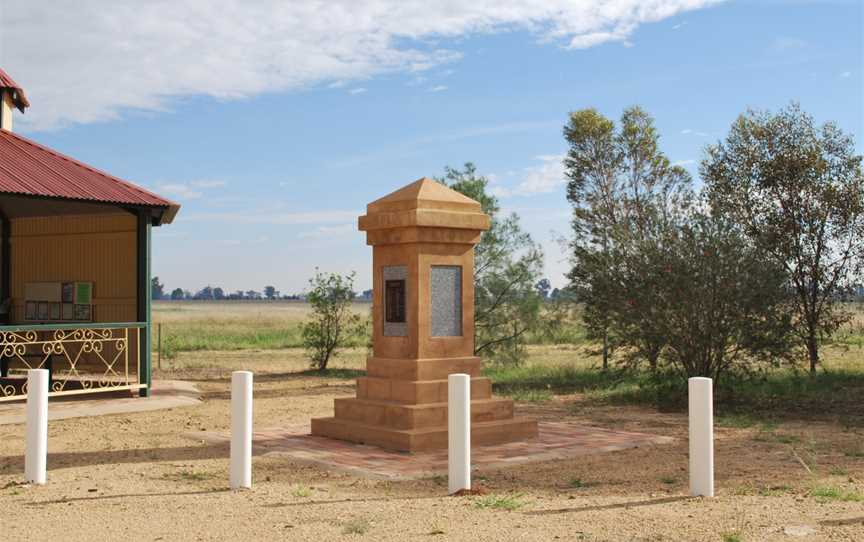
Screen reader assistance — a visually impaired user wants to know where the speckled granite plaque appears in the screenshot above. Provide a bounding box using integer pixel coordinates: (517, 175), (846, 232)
(431, 265), (462, 337)
(382, 265), (407, 336)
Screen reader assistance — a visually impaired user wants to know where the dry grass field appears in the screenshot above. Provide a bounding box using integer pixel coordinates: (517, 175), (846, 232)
(152, 300), (370, 355)
(0, 301), (861, 541)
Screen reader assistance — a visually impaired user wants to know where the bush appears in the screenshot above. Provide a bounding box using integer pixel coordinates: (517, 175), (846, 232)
(645, 212), (795, 381)
(301, 270), (362, 371)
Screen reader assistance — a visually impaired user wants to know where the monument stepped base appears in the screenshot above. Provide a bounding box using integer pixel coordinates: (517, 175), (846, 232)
(311, 416), (538, 452)
(311, 356), (538, 452)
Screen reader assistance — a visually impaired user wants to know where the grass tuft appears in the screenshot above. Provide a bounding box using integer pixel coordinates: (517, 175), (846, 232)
(341, 518), (371, 535)
(757, 485), (792, 497)
(505, 388), (554, 402)
(291, 485), (312, 498)
(473, 493), (526, 511)
(810, 486), (864, 502)
(569, 478), (588, 489)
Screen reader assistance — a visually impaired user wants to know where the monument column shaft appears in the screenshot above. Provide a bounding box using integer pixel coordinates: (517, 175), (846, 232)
(372, 241), (476, 360)
(311, 178), (537, 452)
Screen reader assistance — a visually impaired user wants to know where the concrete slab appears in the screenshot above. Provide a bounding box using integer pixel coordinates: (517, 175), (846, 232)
(0, 380), (200, 425)
(190, 422), (674, 480)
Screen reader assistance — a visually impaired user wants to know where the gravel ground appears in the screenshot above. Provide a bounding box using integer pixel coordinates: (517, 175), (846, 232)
(0, 349), (862, 542)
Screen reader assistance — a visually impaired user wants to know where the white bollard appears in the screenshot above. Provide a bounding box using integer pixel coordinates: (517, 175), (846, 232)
(25, 369), (49, 485)
(230, 370), (253, 489)
(688, 376), (714, 497)
(448, 373), (471, 495)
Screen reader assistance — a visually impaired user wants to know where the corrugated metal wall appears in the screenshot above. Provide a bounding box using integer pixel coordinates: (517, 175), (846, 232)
(9, 213), (137, 323)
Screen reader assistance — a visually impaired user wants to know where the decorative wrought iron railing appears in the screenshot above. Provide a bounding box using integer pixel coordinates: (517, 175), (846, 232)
(0, 322), (146, 401)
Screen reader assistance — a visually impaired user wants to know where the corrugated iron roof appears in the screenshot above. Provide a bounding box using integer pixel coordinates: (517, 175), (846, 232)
(0, 68), (30, 111)
(0, 129), (179, 224)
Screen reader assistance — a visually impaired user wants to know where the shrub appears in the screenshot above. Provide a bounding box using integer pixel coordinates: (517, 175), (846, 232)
(301, 270), (362, 371)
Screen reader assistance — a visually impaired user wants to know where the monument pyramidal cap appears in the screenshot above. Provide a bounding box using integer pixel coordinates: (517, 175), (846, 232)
(311, 177), (538, 452)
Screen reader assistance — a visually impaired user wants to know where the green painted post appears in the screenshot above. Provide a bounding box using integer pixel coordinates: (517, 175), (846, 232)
(137, 211), (152, 397)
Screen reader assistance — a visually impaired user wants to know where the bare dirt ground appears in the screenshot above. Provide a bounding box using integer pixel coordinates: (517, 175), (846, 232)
(1, 348), (862, 542)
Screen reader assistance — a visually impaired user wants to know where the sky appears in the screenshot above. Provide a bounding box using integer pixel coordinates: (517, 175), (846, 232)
(0, 0), (862, 295)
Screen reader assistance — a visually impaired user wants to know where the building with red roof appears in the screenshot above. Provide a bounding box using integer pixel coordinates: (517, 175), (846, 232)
(0, 68), (179, 401)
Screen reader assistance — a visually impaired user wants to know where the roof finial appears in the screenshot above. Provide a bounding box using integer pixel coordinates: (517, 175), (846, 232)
(0, 68), (29, 131)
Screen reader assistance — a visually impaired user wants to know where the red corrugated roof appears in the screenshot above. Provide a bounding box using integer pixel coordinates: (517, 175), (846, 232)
(0, 129), (179, 224)
(0, 68), (30, 111)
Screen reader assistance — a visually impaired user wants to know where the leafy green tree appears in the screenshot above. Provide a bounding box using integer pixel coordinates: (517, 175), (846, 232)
(563, 106), (692, 369)
(170, 287), (184, 300)
(151, 277), (165, 300)
(194, 286), (214, 300)
(535, 279), (551, 300)
(302, 270), (361, 371)
(264, 286), (278, 300)
(703, 103), (864, 373)
(440, 163), (545, 366)
(648, 211), (794, 381)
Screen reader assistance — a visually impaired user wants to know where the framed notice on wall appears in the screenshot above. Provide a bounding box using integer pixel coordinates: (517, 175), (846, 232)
(75, 282), (93, 304)
(24, 281), (94, 322)
(25, 301), (37, 320)
(37, 302), (50, 320)
(62, 282), (74, 303)
(74, 304), (92, 321)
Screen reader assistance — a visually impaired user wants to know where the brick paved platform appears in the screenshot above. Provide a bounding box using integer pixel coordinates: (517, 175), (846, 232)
(191, 422), (674, 480)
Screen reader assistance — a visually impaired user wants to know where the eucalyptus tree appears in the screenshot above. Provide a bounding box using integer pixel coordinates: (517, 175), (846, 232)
(440, 163), (544, 366)
(649, 211), (794, 381)
(563, 106), (692, 369)
(703, 103), (864, 373)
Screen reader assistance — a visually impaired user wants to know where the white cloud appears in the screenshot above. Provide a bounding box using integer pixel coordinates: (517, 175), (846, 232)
(772, 37), (808, 52)
(429, 85), (448, 92)
(348, 87), (368, 95)
(672, 21), (687, 30)
(190, 179), (227, 188)
(681, 128), (709, 137)
(568, 31), (624, 49)
(2, 0), (725, 130)
(840, 71), (852, 78)
(182, 209), (360, 225)
(491, 154), (566, 198)
(156, 183), (203, 200)
(297, 224), (357, 240)
(155, 179), (226, 200)
(218, 236), (269, 246)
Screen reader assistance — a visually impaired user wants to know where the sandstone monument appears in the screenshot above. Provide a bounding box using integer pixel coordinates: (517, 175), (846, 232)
(311, 177), (538, 452)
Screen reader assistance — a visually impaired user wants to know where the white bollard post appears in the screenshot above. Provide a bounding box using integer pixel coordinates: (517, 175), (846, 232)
(688, 376), (714, 497)
(448, 373), (471, 495)
(230, 371), (253, 489)
(25, 369), (49, 485)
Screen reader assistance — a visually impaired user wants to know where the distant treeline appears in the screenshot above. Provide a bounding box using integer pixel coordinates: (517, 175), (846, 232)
(151, 279), (307, 301)
(150, 277), (581, 303)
